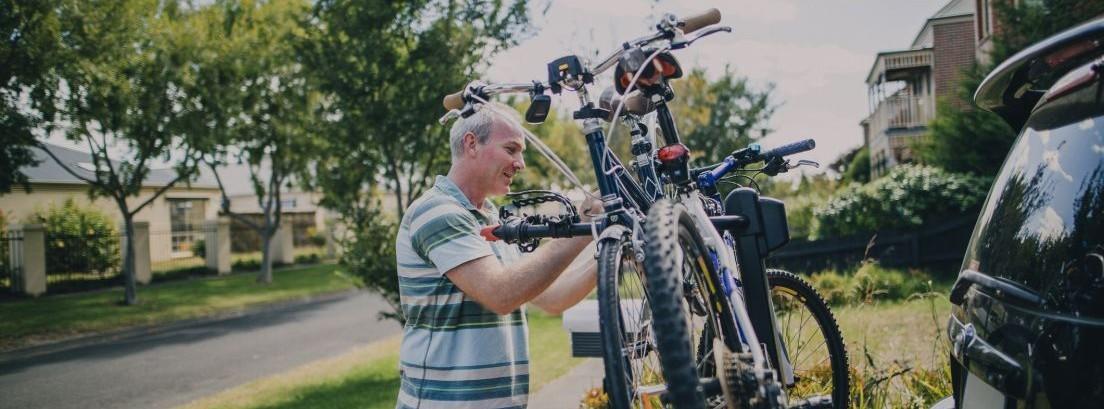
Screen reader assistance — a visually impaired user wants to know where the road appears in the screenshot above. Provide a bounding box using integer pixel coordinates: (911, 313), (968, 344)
(0, 291), (401, 409)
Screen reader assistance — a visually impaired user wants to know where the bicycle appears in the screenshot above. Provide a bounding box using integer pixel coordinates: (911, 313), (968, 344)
(440, 9), (847, 409)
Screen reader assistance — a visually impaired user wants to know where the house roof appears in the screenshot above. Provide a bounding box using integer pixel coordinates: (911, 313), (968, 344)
(24, 142), (218, 189)
(910, 0), (975, 49)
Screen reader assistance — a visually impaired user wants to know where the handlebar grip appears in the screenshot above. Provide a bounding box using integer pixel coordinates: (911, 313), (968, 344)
(679, 8), (721, 34)
(762, 139), (816, 158)
(443, 90), (465, 111)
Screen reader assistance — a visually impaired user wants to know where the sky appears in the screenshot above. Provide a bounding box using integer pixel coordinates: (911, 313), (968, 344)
(483, 0), (951, 169)
(43, 0), (952, 193)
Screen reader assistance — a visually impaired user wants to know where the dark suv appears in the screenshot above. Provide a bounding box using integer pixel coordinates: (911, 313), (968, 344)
(943, 18), (1104, 408)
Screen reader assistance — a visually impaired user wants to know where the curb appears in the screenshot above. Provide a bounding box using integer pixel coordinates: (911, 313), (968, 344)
(0, 288), (362, 365)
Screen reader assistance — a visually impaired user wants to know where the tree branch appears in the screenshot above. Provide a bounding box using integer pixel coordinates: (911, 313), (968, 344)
(34, 141), (101, 186)
(207, 157), (264, 232)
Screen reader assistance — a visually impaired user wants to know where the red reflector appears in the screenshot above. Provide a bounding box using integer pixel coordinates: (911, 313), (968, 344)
(658, 144), (689, 162)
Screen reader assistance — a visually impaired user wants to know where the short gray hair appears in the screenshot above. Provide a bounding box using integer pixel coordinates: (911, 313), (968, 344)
(449, 102), (522, 159)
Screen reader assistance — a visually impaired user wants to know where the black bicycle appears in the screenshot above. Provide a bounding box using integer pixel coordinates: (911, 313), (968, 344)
(441, 9), (848, 409)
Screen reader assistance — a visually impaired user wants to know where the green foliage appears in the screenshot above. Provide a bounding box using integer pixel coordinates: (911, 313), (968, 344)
(759, 174), (839, 240)
(338, 207), (402, 323)
(294, 253), (322, 265)
(808, 261), (938, 306)
(0, 0), (63, 193)
(914, 67), (1016, 177)
(917, 0), (1104, 177)
(842, 147), (871, 184)
(812, 165), (990, 238)
(15, 0), (216, 303)
(28, 199), (121, 275)
(193, 239), (206, 258)
(670, 67), (776, 167)
(198, 0), (323, 283)
(306, 0), (535, 322)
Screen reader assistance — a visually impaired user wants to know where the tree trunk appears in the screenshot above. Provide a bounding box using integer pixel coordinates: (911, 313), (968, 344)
(121, 215), (138, 305)
(258, 227), (273, 284)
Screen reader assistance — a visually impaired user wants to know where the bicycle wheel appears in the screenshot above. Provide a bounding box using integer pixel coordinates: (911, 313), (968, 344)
(597, 236), (667, 409)
(767, 269), (850, 409)
(639, 199), (722, 408)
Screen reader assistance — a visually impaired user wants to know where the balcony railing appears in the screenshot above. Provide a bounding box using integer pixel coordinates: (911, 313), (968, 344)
(866, 49), (933, 85)
(869, 94), (932, 134)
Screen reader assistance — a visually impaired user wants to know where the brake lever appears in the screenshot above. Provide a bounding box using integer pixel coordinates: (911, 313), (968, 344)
(793, 159), (820, 169)
(439, 109), (461, 125)
(671, 26), (732, 49)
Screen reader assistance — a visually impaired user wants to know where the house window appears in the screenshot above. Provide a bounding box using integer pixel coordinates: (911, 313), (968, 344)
(168, 198), (207, 255)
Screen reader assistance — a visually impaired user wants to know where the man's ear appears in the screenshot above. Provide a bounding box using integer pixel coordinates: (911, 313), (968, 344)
(463, 132), (479, 157)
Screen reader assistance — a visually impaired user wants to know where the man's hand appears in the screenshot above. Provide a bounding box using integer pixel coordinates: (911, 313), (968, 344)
(578, 196), (604, 222)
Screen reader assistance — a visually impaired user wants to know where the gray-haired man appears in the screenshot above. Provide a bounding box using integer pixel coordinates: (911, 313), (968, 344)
(395, 103), (598, 408)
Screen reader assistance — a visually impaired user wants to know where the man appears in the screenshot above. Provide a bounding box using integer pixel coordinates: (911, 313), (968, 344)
(395, 102), (598, 408)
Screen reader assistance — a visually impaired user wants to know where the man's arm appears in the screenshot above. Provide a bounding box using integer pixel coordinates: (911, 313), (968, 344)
(529, 248), (597, 315)
(445, 235), (590, 315)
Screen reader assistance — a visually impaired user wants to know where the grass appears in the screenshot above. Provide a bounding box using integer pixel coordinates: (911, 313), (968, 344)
(179, 308), (582, 409)
(0, 263), (360, 352)
(175, 293), (955, 409)
(837, 295), (953, 408)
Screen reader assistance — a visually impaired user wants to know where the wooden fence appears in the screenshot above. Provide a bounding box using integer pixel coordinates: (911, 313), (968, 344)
(767, 214), (978, 279)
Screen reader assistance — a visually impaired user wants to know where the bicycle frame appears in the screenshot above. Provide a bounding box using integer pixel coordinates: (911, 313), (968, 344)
(575, 89), (784, 379)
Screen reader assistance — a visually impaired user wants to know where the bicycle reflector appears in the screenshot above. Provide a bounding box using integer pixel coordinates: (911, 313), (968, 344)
(657, 143), (689, 163)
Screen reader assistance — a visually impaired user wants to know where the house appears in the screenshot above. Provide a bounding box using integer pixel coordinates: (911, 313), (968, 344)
(862, 0), (975, 178)
(225, 190), (335, 252)
(0, 142), (221, 262)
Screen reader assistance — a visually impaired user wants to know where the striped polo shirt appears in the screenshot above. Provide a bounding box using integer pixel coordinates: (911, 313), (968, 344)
(395, 175), (528, 409)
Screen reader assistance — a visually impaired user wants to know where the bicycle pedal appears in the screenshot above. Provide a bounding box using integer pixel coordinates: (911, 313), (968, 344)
(786, 395), (832, 409)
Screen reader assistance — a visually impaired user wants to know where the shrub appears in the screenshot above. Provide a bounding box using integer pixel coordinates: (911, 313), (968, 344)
(294, 253), (321, 265)
(28, 198), (121, 274)
(807, 261), (936, 306)
(809, 270), (850, 306)
(232, 258), (261, 272)
(812, 165), (990, 239)
(193, 239), (206, 258)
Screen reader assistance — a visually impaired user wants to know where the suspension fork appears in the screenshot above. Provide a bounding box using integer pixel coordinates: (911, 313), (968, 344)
(582, 118), (651, 215)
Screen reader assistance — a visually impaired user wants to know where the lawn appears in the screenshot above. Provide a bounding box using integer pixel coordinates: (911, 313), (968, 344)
(0, 263), (360, 352)
(180, 309), (580, 409)
(178, 297), (954, 409)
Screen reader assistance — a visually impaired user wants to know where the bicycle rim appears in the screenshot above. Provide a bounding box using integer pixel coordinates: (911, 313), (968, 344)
(598, 239), (666, 409)
(768, 269), (850, 408)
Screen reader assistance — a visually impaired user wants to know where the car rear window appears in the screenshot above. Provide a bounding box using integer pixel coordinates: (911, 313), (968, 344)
(963, 69), (1104, 308)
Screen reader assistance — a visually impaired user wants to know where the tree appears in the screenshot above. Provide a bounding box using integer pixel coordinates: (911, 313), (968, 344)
(303, 0), (535, 322)
(34, 0), (209, 305)
(202, 0), (322, 284)
(916, 0), (1104, 177)
(670, 67), (776, 167)
(830, 146), (870, 184)
(0, 0), (63, 193)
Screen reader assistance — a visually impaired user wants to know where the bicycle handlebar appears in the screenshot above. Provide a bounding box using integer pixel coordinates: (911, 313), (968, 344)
(443, 91), (464, 111)
(760, 139), (815, 159)
(480, 221), (595, 243)
(680, 8), (721, 34)
(443, 8), (724, 110)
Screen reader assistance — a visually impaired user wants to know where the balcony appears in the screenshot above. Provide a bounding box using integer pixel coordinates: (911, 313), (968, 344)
(866, 49), (933, 84)
(870, 94), (932, 134)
